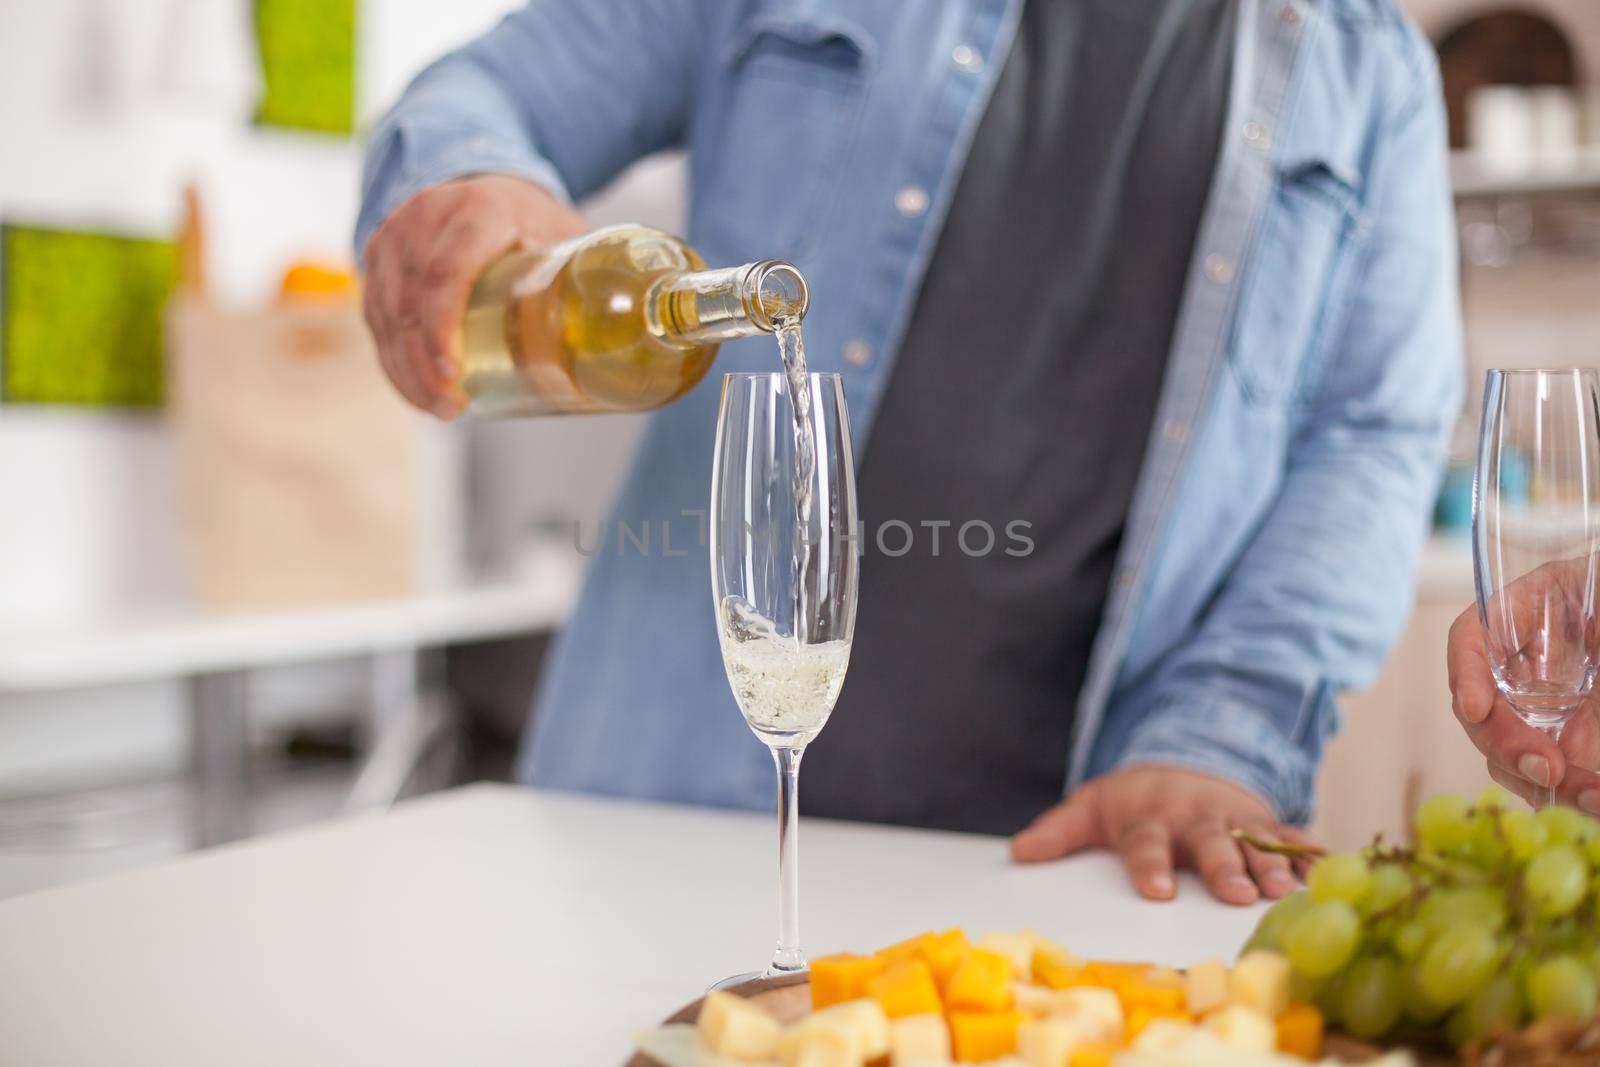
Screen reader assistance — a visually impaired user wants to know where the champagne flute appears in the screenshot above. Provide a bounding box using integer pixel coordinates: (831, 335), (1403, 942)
(710, 372), (858, 980)
(1473, 368), (1600, 808)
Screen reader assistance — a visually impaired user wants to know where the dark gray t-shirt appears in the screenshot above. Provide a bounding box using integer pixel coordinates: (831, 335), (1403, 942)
(803, 0), (1238, 835)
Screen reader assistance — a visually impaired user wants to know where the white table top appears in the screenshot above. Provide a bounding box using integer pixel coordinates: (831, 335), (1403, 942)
(0, 548), (581, 691)
(0, 784), (1265, 1067)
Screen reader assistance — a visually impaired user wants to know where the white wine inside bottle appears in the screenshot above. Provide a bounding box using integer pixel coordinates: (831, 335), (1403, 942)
(457, 224), (806, 416)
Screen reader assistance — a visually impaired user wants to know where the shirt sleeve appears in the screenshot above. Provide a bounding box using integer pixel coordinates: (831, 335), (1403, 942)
(355, 0), (722, 259)
(1105, 32), (1465, 824)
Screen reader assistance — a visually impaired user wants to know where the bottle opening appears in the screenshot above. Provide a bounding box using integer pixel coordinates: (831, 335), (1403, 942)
(745, 261), (809, 332)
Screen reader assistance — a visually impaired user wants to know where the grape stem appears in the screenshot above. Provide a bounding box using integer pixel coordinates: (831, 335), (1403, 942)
(1230, 829), (1328, 859)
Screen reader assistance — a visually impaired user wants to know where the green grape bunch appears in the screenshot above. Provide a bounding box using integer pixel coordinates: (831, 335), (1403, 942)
(1242, 787), (1600, 1052)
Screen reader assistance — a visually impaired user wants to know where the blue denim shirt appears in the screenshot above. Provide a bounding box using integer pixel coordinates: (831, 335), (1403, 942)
(358, 0), (1463, 825)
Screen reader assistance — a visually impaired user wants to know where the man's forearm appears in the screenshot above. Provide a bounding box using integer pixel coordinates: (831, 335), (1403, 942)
(357, 0), (718, 257)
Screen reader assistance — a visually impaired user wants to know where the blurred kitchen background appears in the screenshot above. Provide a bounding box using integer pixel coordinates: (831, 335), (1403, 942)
(1, 0), (1598, 898)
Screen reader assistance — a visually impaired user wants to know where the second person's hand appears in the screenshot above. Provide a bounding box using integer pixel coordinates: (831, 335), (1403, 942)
(1447, 600), (1600, 811)
(361, 175), (588, 418)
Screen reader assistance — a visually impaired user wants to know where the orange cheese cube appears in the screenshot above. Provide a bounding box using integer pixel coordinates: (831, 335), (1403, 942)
(1275, 1002), (1324, 1060)
(945, 949), (1016, 1012)
(1125, 1005), (1193, 1041)
(920, 928), (972, 983)
(948, 1009), (1027, 1062)
(1032, 950), (1087, 990)
(1067, 1042), (1118, 1067)
(811, 953), (888, 1011)
(1118, 981), (1187, 1016)
(867, 960), (944, 1018)
(878, 931), (934, 965)
(1081, 961), (1152, 990)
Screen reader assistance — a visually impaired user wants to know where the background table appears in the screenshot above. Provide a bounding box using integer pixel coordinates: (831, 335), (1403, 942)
(0, 784), (1266, 1066)
(0, 545), (580, 846)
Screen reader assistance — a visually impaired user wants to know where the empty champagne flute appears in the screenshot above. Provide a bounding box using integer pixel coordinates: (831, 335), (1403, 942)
(710, 372), (858, 981)
(1473, 368), (1600, 808)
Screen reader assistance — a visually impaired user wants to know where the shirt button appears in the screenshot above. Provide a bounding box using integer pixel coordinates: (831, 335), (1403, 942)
(1163, 419), (1189, 443)
(1281, 4), (1301, 25)
(952, 44), (984, 73)
(843, 340), (872, 367)
(1116, 571), (1136, 592)
(1204, 253), (1235, 284)
(894, 185), (930, 217)
(1244, 120), (1269, 147)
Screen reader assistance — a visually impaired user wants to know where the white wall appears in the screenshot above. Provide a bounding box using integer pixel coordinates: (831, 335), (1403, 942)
(0, 0), (681, 789)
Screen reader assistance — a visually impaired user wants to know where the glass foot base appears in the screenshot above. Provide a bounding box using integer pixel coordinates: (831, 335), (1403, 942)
(708, 970), (765, 993)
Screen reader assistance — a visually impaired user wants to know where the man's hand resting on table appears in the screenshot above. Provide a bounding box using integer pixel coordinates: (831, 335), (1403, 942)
(361, 175), (588, 419)
(1010, 765), (1317, 906)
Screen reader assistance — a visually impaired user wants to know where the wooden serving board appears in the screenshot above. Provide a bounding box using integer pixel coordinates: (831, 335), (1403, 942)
(625, 975), (1452, 1066)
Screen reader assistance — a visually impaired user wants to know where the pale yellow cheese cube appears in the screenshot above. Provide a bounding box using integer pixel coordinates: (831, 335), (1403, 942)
(889, 1013), (951, 1064)
(1229, 951), (1292, 1018)
(698, 990), (781, 1061)
(790, 1027), (862, 1067)
(778, 1021), (861, 1067)
(1016, 1017), (1099, 1067)
(979, 931), (1037, 974)
(1130, 1018), (1197, 1054)
(1185, 959), (1230, 1016)
(1012, 982), (1079, 1017)
(1023, 930), (1075, 958)
(1048, 987), (1124, 1043)
(811, 999), (890, 1060)
(1203, 1004), (1276, 1054)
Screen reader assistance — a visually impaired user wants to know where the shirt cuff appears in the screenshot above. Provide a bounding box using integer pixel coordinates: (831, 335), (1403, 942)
(1111, 691), (1330, 825)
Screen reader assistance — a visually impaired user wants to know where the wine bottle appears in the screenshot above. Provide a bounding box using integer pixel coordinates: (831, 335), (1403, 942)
(458, 224), (808, 416)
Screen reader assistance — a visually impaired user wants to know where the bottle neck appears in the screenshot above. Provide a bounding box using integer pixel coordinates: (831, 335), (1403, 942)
(646, 259), (809, 347)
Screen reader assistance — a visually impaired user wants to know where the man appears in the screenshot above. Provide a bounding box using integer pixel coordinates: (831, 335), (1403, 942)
(359, 0), (1462, 904)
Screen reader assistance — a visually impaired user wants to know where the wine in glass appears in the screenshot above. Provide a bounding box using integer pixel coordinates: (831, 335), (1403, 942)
(1473, 368), (1600, 808)
(710, 371), (858, 980)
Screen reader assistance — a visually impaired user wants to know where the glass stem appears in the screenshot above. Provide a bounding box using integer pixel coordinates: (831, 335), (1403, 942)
(769, 745), (806, 975)
(1540, 721), (1566, 809)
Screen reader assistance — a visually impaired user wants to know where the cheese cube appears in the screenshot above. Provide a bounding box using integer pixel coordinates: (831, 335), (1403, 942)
(810, 999), (889, 1060)
(920, 929), (973, 983)
(1130, 1017), (1197, 1053)
(1274, 1002), (1324, 1060)
(945, 949), (1016, 1012)
(879, 932), (936, 966)
(1047, 987), (1123, 1043)
(1124, 1006), (1192, 1041)
(948, 1010), (1028, 1062)
(1080, 961), (1151, 988)
(1203, 1004), (1277, 1054)
(1118, 979), (1186, 1016)
(1067, 1045), (1117, 1067)
(784, 1026), (862, 1067)
(778, 1020), (858, 1067)
(812, 954), (888, 1010)
(979, 932), (1036, 974)
(1032, 948), (1085, 991)
(889, 1013), (951, 1064)
(1185, 959), (1230, 1016)
(1012, 983), (1079, 1017)
(1015, 1017), (1097, 1067)
(1230, 951), (1292, 1018)
(869, 961), (944, 1018)
(698, 990), (781, 1061)
(1023, 931), (1074, 960)
(1145, 966), (1185, 989)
